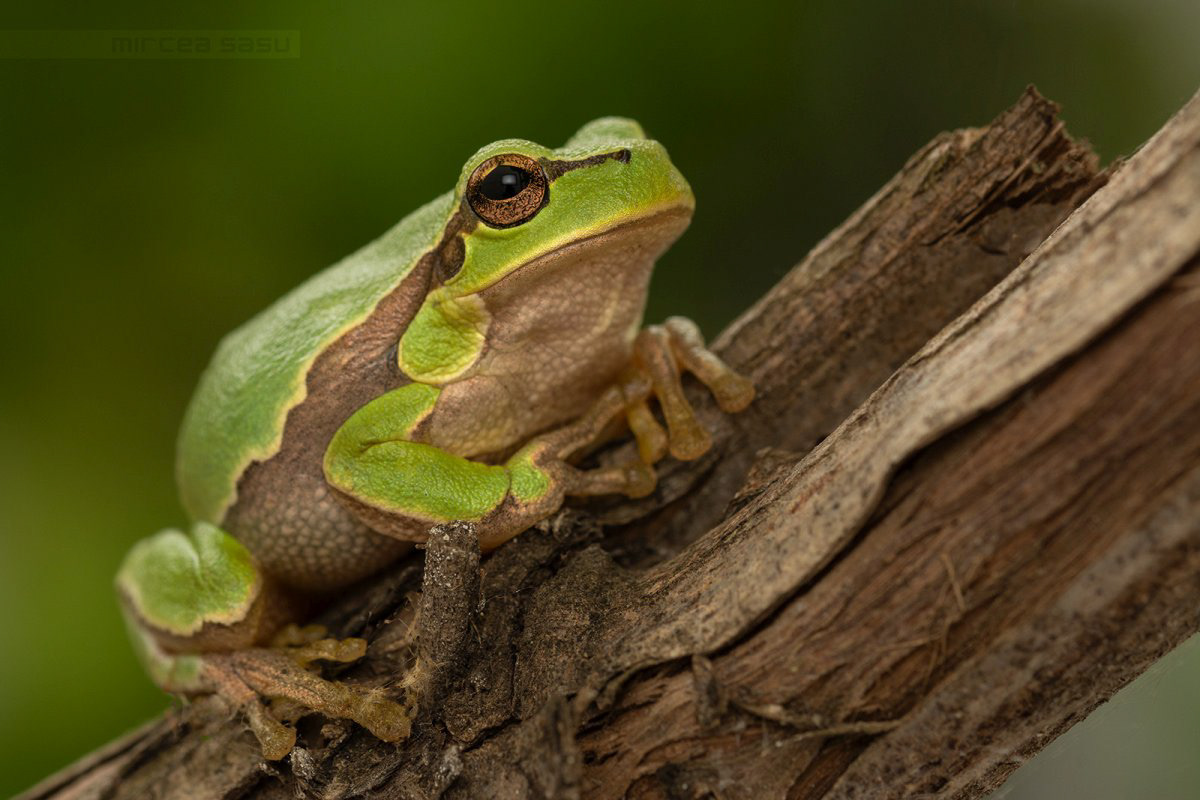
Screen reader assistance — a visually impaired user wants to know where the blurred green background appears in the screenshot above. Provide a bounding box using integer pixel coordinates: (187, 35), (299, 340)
(1, 1), (1198, 797)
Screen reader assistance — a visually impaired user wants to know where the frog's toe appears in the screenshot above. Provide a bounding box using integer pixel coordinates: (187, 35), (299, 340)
(269, 624), (368, 667)
(566, 459), (657, 499)
(662, 316), (755, 413)
(632, 325), (713, 461)
(626, 398), (669, 463)
(620, 460), (658, 498)
(244, 698), (298, 761)
(270, 623), (329, 648)
(199, 653), (298, 760)
(357, 688), (414, 742)
(288, 636), (368, 667)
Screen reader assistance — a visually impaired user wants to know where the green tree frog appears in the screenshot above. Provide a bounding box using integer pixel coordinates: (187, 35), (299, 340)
(115, 118), (753, 759)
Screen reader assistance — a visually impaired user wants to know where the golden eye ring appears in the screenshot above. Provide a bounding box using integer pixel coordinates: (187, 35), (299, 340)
(465, 153), (548, 228)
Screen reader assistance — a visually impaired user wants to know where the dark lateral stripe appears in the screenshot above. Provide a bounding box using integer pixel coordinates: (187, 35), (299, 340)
(433, 207), (477, 284)
(541, 148), (631, 181)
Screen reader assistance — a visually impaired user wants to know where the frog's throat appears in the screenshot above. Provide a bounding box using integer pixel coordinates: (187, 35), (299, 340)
(398, 203), (692, 390)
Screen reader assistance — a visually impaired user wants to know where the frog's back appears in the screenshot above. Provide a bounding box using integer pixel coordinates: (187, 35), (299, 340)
(177, 192), (455, 527)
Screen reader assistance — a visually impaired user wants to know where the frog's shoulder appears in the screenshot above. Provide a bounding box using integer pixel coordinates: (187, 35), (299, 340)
(177, 191), (455, 524)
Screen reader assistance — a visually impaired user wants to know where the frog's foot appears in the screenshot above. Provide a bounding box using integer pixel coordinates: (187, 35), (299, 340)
(503, 317), (753, 511)
(117, 523), (411, 759)
(514, 386), (660, 497)
(469, 389), (654, 549)
(624, 316), (754, 462)
(199, 642), (412, 760)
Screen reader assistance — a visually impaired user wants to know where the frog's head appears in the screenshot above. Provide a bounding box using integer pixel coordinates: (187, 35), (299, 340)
(395, 118), (695, 399)
(437, 117), (695, 296)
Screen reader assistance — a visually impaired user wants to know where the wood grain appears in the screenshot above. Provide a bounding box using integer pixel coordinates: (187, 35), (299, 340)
(26, 86), (1200, 800)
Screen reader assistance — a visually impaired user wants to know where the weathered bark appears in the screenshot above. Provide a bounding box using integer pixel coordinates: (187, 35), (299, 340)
(22, 86), (1200, 800)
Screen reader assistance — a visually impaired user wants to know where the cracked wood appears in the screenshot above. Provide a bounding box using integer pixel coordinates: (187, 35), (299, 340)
(24, 85), (1200, 800)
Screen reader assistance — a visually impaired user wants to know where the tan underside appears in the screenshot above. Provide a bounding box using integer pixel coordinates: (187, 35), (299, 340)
(223, 207), (690, 592)
(418, 209), (692, 460)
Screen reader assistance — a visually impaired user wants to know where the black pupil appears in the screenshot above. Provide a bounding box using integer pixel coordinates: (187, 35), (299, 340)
(479, 165), (531, 200)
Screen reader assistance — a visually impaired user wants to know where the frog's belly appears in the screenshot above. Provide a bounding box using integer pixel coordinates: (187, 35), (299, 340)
(224, 454), (410, 592)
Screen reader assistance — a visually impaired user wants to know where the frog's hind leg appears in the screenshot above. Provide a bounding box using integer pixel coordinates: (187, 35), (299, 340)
(116, 522), (411, 759)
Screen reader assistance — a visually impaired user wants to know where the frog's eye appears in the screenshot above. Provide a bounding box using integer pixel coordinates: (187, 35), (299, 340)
(466, 153), (548, 229)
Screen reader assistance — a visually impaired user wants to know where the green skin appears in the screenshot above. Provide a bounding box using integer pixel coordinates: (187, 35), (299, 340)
(114, 118), (753, 756)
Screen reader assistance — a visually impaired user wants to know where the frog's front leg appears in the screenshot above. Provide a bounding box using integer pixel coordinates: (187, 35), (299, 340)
(324, 382), (651, 550)
(324, 318), (753, 551)
(116, 523), (411, 759)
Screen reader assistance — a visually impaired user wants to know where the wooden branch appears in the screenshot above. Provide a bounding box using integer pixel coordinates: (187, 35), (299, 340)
(26, 85), (1200, 800)
(579, 85), (1200, 793)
